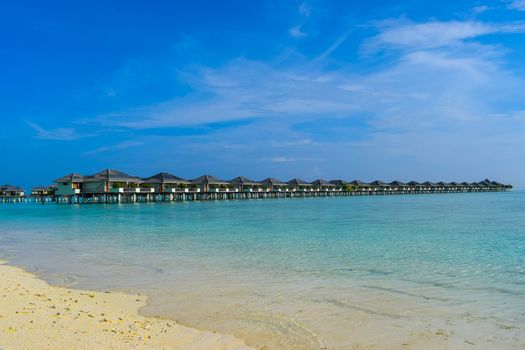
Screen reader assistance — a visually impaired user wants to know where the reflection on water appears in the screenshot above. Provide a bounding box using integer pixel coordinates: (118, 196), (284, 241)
(1, 193), (524, 349)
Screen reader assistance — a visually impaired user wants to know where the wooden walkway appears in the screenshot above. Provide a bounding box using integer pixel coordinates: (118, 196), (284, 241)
(0, 187), (510, 204)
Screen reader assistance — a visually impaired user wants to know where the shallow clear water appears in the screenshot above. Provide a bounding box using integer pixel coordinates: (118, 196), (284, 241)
(1, 192), (524, 349)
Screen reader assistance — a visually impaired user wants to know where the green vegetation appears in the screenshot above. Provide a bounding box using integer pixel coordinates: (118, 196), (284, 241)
(111, 182), (126, 189)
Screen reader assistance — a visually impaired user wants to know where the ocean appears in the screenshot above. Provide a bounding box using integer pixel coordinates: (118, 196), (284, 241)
(1, 192), (524, 349)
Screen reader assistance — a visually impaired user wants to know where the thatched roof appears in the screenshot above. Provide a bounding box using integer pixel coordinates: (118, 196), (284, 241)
(408, 181), (423, 186)
(287, 178), (312, 186)
(142, 172), (189, 184)
(311, 179), (336, 187)
(53, 173), (84, 183)
(260, 178), (287, 186)
(229, 176), (261, 186)
(84, 169), (141, 183)
(370, 180), (388, 187)
(190, 174), (229, 185)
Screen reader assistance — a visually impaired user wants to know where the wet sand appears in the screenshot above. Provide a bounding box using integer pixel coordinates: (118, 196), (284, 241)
(0, 260), (253, 350)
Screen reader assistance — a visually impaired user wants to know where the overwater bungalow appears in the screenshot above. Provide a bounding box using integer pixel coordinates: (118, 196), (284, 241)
(229, 176), (263, 192)
(311, 179), (337, 191)
(0, 184), (25, 197)
(407, 181), (424, 192)
(190, 175), (232, 192)
(8, 168), (511, 204)
(31, 185), (56, 196)
(142, 172), (189, 193)
(287, 178), (313, 192)
(389, 181), (410, 192)
(330, 180), (348, 190)
(370, 180), (390, 192)
(348, 180), (372, 192)
(260, 178), (288, 192)
(53, 173), (84, 196)
(435, 182), (448, 191)
(82, 169), (142, 193)
(447, 182), (461, 191)
(421, 181), (436, 191)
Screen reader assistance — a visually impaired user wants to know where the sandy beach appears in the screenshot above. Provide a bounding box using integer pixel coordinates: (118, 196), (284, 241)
(0, 260), (253, 350)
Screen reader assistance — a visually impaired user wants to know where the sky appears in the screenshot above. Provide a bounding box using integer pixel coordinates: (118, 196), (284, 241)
(1, 0), (525, 189)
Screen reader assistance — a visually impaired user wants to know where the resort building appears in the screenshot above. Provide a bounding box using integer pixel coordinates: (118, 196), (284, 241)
(12, 169), (510, 204)
(229, 177), (263, 192)
(142, 172), (189, 193)
(311, 179), (338, 191)
(389, 181), (410, 193)
(53, 173), (84, 196)
(370, 180), (390, 192)
(330, 179), (349, 189)
(31, 185), (56, 197)
(190, 175), (232, 192)
(260, 178), (288, 192)
(82, 169), (142, 193)
(0, 184), (25, 197)
(347, 180), (371, 193)
(287, 178), (313, 192)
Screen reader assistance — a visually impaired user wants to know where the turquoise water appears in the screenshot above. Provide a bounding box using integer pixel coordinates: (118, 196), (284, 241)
(1, 192), (524, 349)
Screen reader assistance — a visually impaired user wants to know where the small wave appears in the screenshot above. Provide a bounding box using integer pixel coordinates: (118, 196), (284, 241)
(362, 285), (450, 302)
(321, 298), (405, 319)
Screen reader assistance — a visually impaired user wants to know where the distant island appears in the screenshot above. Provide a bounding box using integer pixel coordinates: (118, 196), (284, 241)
(0, 169), (512, 204)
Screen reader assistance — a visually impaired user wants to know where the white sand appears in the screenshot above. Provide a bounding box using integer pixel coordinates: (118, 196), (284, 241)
(0, 260), (254, 350)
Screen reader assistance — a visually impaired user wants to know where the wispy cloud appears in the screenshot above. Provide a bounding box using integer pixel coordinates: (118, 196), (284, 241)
(60, 16), (525, 183)
(272, 139), (312, 147)
(299, 2), (311, 17)
(508, 0), (525, 11)
(25, 120), (80, 141)
(365, 20), (525, 52)
(289, 2), (313, 38)
(83, 141), (144, 155)
(472, 5), (490, 14)
(271, 156), (294, 163)
(289, 25), (308, 38)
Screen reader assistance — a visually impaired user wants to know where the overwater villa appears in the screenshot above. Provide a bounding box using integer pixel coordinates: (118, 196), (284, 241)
(82, 169), (142, 193)
(190, 175), (232, 193)
(1, 168), (511, 204)
(260, 178), (288, 192)
(142, 172), (189, 193)
(31, 185), (56, 197)
(54, 173), (84, 196)
(287, 178), (313, 192)
(0, 184), (25, 197)
(229, 176), (263, 192)
(311, 179), (338, 191)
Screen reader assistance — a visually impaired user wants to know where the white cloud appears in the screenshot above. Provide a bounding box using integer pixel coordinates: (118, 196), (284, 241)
(299, 2), (311, 17)
(509, 0), (525, 11)
(272, 139), (312, 147)
(84, 141), (143, 155)
(365, 20), (525, 51)
(289, 25), (308, 38)
(25, 121), (79, 141)
(271, 157), (294, 163)
(75, 18), (525, 185)
(472, 5), (490, 14)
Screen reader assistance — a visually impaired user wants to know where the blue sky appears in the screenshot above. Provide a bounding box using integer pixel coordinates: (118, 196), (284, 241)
(2, 0), (525, 189)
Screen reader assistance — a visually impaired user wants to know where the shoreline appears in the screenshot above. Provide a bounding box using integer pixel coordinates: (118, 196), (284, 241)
(0, 260), (254, 350)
